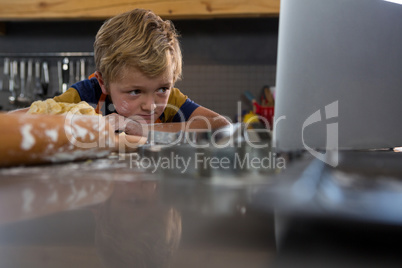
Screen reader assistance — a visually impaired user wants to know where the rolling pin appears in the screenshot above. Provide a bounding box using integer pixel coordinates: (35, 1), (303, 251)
(0, 113), (146, 167)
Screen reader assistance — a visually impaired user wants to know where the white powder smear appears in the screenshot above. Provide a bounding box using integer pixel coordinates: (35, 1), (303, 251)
(46, 149), (110, 163)
(75, 188), (88, 203)
(46, 191), (58, 204)
(64, 124), (73, 136)
(65, 182), (78, 204)
(73, 125), (89, 139)
(47, 144), (54, 150)
(22, 188), (35, 212)
(45, 129), (58, 142)
(20, 124), (35, 150)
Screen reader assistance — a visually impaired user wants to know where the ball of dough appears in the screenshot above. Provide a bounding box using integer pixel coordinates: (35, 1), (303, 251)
(28, 99), (100, 116)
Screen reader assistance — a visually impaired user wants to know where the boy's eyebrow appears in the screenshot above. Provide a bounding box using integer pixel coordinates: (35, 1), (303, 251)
(123, 82), (172, 90)
(161, 82), (173, 87)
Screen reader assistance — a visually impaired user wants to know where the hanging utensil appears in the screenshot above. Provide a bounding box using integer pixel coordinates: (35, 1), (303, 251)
(17, 60), (31, 105)
(61, 57), (69, 93)
(75, 60), (80, 82)
(33, 60), (43, 99)
(8, 60), (19, 105)
(57, 60), (62, 96)
(26, 60), (33, 100)
(69, 59), (75, 85)
(41, 61), (49, 97)
(80, 58), (86, 80)
(1, 58), (9, 91)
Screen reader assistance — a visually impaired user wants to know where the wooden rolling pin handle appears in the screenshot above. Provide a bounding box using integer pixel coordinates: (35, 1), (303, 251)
(0, 113), (144, 167)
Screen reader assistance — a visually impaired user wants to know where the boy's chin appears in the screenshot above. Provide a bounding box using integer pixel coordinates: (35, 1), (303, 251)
(142, 119), (152, 124)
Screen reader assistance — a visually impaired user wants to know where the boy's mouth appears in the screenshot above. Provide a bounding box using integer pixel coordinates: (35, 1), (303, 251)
(138, 114), (154, 118)
(137, 114), (156, 123)
(128, 113), (158, 124)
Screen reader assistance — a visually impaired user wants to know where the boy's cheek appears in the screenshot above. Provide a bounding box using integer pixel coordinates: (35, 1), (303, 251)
(156, 103), (168, 115)
(115, 102), (134, 117)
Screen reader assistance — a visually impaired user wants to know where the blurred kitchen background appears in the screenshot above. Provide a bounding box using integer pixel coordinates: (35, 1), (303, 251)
(0, 17), (278, 120)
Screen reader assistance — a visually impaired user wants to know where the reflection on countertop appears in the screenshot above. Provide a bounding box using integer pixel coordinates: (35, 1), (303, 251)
(4, 149), (402, 267)
(0, 152), (280, 268)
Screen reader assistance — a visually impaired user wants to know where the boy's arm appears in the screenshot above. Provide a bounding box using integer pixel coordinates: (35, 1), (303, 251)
(171, 106), (230, 130)
(124, 106), (230, 136)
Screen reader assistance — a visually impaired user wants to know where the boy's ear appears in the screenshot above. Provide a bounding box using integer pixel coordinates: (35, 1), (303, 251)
(94, 71), (109, 95)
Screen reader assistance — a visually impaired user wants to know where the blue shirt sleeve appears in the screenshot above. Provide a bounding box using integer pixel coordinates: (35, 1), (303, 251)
(71, 78), (102, 106)
(172, 98), (200, 122)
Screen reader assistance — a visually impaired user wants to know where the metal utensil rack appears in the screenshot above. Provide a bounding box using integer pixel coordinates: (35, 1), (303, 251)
(0, 52), (94, 110)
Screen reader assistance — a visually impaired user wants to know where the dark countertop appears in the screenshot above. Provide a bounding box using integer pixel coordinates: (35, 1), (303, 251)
(0, 152), (280, 268)
(2, 149), (402, 267)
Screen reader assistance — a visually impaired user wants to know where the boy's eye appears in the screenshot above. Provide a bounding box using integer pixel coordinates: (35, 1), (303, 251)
(129, 89), (141, 96)
(157, 87), (169, 93)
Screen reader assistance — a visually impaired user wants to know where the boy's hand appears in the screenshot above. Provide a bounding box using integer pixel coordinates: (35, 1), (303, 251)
(105, 113), (147, 137)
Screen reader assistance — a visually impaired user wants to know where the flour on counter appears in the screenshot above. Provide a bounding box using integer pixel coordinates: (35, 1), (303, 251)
(65, 182), (77, 204)
(45, 149), (110, 163)
(20, 124), (35, 150)
(46, 191), (58, 204)
(0, 152), (127, 177)
(22, 188), (35, 213)
(75, 188), (89, 203)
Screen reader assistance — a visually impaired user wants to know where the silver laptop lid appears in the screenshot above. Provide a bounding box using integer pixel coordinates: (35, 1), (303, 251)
(274, 0), (402, 151)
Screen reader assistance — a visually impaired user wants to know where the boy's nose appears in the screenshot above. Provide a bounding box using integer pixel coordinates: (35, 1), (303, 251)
(141, 95), (156, 113)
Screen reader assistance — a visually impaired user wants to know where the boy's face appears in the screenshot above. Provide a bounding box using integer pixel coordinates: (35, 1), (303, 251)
(100, 66), (173, 123)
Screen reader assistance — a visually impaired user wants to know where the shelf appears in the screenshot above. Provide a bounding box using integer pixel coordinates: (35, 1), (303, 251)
(0, 52), (94, 58)
(0, 0), (280, 20)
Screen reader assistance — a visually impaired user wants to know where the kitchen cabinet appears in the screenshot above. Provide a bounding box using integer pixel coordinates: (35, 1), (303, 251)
(0, 0), (279, 20)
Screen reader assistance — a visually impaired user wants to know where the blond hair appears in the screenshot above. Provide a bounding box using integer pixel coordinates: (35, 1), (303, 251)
(94, 9), (182, 87)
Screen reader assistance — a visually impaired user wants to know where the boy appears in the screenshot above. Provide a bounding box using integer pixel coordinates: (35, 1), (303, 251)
(52, 8), (229, 136)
